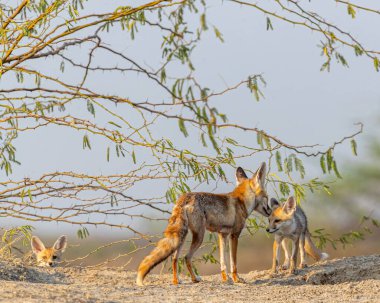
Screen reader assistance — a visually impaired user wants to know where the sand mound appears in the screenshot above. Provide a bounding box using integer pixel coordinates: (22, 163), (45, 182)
(0, 255), (378, 302)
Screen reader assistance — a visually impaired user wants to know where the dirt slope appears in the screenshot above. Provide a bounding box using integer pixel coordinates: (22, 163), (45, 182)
(0, 255), (378, 303)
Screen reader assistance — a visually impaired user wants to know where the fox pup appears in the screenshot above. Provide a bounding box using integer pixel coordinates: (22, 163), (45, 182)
(136, 163), (270, 286)
(266, 196), (328, 275)
(31, 235), (67, 267)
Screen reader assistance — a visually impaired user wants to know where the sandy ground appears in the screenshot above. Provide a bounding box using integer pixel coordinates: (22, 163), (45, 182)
(0, 255), (378, 303)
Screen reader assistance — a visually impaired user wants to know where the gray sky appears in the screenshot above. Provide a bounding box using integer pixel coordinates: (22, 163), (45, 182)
(2, 0), (380, 238)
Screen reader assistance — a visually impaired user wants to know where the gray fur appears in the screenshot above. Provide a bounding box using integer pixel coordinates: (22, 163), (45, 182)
(267, 196), (328, 275)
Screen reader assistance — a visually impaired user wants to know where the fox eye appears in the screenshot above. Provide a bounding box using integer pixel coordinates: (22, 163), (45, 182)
(274, 219), (281, 223)
(52, 256), (58, 260)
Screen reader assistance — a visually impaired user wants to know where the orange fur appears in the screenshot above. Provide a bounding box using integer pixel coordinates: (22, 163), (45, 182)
(304, 231), (324, 261)
(31, 235), (67, 267)
(136, 197), (188, 285)
(136, 163), (269, 286)
(221, 270), (228, 282)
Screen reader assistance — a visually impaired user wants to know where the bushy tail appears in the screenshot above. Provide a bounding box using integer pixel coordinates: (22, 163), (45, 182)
(136, 200), (188, 286)
(305, 230), (329, 261)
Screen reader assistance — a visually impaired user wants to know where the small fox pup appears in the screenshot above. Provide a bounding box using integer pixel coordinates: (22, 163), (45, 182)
(136, 163), (270, 286)
(266, 196), (328, 275)
(31, 235), (68, 267)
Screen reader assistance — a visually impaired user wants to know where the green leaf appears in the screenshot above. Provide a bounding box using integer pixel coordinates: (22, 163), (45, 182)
(323, 185), (332, 195)
(35, 74), (41, 87)
(200, 13), (208, 31)
(371, 219), (379, 228)
(332, 160), (342, 179)
(226, 137), (238, 145)
(335, 52), (349, 67)
(77, 227), (90, 239)
(351, 139), (358, 156)
(160, 68), (166, 83)
(108, 121), (122, 128)
(279, 182), (290, 196)
(132, 150), (136, 164)
(178, 119), (189, 137)
(87, 101), (95, 116)
(200, 133), (207, 147)
(294, 157), (305, 179)
(320, 155), (327, 174)
(207, 124), (220, 154)
(28, 188), (33, 203)
(275, 151), (283, 171)
(83, 134), (91, 150)
(326, 149), (333, 172)
(374, 57), (379, 72)
(284, 155), (294, 173)
(247, 76), (264, 101)
(213, 26), (224, 42)
(256, 132), (264, 149)
(96, 179), (108, 189)
(263, 134), (271, 149)
(266, 17), (273, 30)
(353, 45), (363, 56)
(347, 4), (356, 18)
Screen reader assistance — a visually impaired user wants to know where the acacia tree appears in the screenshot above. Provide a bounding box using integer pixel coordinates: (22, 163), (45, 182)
(0, 0), (377, 264)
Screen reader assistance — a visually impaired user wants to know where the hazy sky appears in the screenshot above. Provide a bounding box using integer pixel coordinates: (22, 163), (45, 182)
(2, 0), (380, 237)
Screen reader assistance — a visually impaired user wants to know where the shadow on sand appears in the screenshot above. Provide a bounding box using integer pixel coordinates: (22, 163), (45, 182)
(248, 255), (380, 286)
(0, 262), (68, 284)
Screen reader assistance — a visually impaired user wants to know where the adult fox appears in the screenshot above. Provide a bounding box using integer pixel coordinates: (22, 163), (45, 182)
(136, 162), (270, 286)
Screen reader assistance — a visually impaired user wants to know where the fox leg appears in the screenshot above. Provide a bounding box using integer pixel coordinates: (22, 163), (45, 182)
(172, 242), (184, 285)
(185, 230), (204, 283)
(298, 233), (307, 269)
(289, 237), (299, 275)
(218, 233), (230, 282)
(271, 237), (282, 274)
(229, 234), (244, 283)
(281, 239), (290, 270)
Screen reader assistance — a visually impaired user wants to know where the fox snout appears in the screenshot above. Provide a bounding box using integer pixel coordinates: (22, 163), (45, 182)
(266, 227), (278, 233)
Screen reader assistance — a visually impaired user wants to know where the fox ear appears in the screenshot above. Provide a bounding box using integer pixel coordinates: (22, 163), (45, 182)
(236, 167), (248, 185)
(283, 196), (296, 215)
(31, 236), (46, 255)
(269, 198), (280, 210)
(253, 162), (267, 186)
(53, 235), (67, 252)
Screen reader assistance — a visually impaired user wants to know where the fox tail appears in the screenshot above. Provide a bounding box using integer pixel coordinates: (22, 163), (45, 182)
(136, 200), (188, 286)
(305, 230), (329, 261)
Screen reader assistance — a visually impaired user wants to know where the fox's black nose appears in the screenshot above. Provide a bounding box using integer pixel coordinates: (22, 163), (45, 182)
(266, 228), (270, 232)
(48, 262), (53, 266)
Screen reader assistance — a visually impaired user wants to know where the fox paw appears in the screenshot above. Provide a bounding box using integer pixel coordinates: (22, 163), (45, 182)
(232, 274), (245, 284)
(269, 269), (278, 278)
(221, 272), (233, 284)
(281, 264), (289, 270)
(192, 275), (202, 283)
(299, 263), (308, 269)
(287, 269), (298, 277)
(172, 278), (182, 285)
